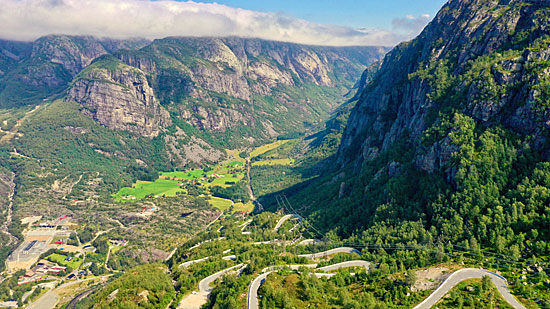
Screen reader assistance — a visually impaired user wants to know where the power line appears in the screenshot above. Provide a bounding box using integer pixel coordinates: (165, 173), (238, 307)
(274, 194), (549, 272)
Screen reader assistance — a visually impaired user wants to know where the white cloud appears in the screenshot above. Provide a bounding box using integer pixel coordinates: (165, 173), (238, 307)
(0, 0), (428, 46)
(391, 14), (432, 37)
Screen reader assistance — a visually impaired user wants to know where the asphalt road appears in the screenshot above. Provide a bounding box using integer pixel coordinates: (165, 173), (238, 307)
(27, 275), (111, 309)
(199, 263), (245, 293)
(247, 271), (271, 309)
(298, 247), (361, 259)
(413, 268), (526, 309)
(179, 257), (209, 269)
(188, 237), (225, 251)
(248, 260), (371, 309)
(317, 260), (371, 272)
(178, 263), (245, 309)
(273, 214), (302, 232)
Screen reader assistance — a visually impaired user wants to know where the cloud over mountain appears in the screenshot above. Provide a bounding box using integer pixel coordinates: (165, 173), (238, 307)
(0, 0), (429, 46)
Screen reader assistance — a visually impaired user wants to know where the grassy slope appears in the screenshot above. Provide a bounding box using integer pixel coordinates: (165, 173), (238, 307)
(113, 179), (185, 200)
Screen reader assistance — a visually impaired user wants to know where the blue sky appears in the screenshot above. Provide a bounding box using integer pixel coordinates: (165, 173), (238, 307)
(188, 0), (447, 30)
(2, 0), (449, 46)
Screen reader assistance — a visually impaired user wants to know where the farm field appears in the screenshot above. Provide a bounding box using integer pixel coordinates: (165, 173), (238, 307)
(209, 173), (244, 186)
(251, 158), (295, 166)
(225, 149), (246, 163)
(161, 169), (205, 180)
(113, 179), (185, 201)
(208, 196), (233, 211)
(114, 156), (246, 203)
(249, 140), (290, 157)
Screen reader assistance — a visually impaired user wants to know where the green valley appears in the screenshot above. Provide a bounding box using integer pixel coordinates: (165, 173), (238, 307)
(1, 0), (550, 308)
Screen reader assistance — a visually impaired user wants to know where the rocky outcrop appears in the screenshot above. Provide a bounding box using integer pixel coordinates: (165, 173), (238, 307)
(67, 56), (171, 138)
(0, 35), (151, 108)
(32, 35), (110, 77)
(113, 37), (388, 141)
(338, 0), (550, 171)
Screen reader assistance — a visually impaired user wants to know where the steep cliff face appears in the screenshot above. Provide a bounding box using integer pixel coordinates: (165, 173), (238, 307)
(338, 0), (550, 171)
(278, 1), (550, 268)
(67, 56), (171, 138)
(112, 37), (388, 145)
(0, 36), (150, 108)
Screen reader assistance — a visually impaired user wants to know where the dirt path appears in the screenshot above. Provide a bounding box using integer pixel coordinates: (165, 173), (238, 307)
(107, 217), (126, 229)
(0, 105), (41, 144)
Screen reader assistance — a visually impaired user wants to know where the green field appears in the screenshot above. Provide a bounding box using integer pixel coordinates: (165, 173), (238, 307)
(45, 253), (82, 270)
(161, 169), (205, 180)
(252, 158), (295, 166)
(113, 150), (247, 203)
(209, 196), (233, 211)
(250, 140), (290, 157)
(210, 173), (244, 185)
(113, 179), (184, 201)
(227, 160), (244, 167)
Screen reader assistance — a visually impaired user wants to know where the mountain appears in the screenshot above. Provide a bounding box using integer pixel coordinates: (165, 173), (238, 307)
(338, 0), (550, 166)
(70, 37), (388, 147)
(0, 35), (386, 222)
(0, 35), (150, 108)
(279, 0), (550, 262)
(0, 35), (386, 170)
(0, 34), (386, 285)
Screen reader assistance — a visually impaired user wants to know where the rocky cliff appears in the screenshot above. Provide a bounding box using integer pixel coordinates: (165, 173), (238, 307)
(338, 0), (550, 174)
(276, 1), (550, 271)
(67, 55), (171, 138)
(0, 35), (149, 108)
(110, 37), (388, 145)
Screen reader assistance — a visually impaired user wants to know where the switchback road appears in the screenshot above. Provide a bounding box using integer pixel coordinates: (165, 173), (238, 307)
(273, 214), (302, 232)
(298, 247), (361, 259)
(413, 268), (526, 309)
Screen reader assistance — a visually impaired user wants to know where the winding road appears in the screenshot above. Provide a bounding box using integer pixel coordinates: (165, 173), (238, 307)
(248, 259), (371, 309)
(27, 275), (111, 309)
(247, 271), (272, 309)
(273, 214), (302, 232)
(188, 237), (225, 251)
(179, 257), (209, 269)
(178, 263), (246, 309)
(297, 247), (361, 259)
(413, 268), (526, 309)
(317, 260), (371, 272)
(1, 172), (16, 248)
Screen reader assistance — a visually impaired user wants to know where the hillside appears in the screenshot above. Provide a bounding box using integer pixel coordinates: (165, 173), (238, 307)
(277, 0), (550, 269)
(77, 37), (388, 147)
(0, 35), (150, 108)
(0, 34), (386, 285)
(5, 1), (550, 307)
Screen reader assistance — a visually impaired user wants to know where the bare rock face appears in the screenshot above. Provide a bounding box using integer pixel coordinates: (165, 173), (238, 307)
(67, 57), (171, 138)
(115, 37), (388, 139)
(338, 0), (550, 171)
(0, 35), (150, 108)
(32, 35), (109, 77)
